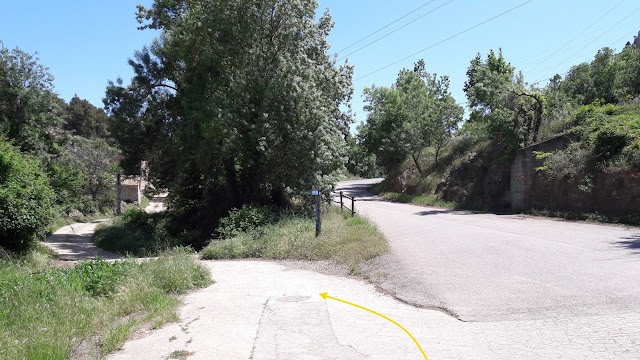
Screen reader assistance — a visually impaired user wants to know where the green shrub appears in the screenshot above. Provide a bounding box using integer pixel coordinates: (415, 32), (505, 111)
(0, 139), (56, 251)
(0, 249), (211, 359)
(202, 207), (388, 273)
(216, 205), (278, 239)
(67, 258), (139, 297)
(94, 208), (176, 256)
(142, 247), (211, 294)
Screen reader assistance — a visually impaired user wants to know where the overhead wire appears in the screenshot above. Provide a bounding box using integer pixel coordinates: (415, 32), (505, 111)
(336, 0), (439, 54)
(338, 0), (455, 61)
(525, 0), (625, 73)
(530, 26), (640, 86)
(531, 7), (640, 84)
(355, 0), (534, 82)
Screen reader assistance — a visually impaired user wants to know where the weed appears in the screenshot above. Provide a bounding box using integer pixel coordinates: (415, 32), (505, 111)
(201, 207), (388, 272)
(0, 248), (211, 359)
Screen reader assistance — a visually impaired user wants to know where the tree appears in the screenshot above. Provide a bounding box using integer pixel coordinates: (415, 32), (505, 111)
(613, 45), (640, 100)
(463, 49), (543, 150)
(345, 133), (377, 178)
(559, 46), (640, 105)
(360, 60), (462, 174)
(64, 95), (111, 140)
(396, 60), (461, 168)
(0, 44), (66, 155)
(105, 0), (353, 246)
(0, 138), (55, 251)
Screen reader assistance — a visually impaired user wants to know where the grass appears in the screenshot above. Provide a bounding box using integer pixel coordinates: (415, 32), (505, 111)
(524, 209), (640, 226)
(201, 206), (388, 274)
(0, 247), (211, 359)
(369, 178), (462, 209)
(139, 196), (152, 210)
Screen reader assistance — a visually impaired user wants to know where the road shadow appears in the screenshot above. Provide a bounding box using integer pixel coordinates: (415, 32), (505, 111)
(414, 209), (476, 216)
(614, 234), (640, 255)
(45, 221), (120, 261)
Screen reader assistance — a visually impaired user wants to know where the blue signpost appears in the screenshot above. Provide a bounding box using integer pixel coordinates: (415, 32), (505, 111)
(314, 188), (321, 237)
(301, 188), (321, 237)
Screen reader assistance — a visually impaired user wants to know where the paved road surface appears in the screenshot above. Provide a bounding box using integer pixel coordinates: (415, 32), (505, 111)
(53, 180), (640, 358)
(108, 261), (640, 359)
(336, 179), (640, 323)
(44, 220), (119, 261)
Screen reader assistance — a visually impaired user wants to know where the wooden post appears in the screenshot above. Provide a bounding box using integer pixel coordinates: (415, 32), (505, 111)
(351, 196), (355, 217)
(340, 191), (343, 212)
(116, 169), (122, 215)
(315, 187), (321, 237)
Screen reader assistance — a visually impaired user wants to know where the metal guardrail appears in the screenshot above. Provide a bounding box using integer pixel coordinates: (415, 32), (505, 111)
(333, 191), (356, 216)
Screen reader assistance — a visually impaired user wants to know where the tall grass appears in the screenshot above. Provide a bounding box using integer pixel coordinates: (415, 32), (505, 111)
(201, 206), (388, 273)
(0, 247), (211, 359)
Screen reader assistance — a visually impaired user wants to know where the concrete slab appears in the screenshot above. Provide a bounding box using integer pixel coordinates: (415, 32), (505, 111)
(108, 261), (640, 359)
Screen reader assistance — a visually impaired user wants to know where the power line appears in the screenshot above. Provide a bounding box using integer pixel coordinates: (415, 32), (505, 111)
(355, 0), (534, 82)
(338, 0), (454, 61)
(526, 0), (625, 73)
(531, 7), (640, 84)
(530, 26), (640, 86)
(336, 0), (439, 54)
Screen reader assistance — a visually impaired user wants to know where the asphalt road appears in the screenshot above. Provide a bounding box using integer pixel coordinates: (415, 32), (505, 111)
(336, 179), (640, 322)
(104, 179), (640, 359)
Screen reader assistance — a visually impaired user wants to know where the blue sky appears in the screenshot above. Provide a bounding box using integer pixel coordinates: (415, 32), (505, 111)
(1, 0), (639, 126)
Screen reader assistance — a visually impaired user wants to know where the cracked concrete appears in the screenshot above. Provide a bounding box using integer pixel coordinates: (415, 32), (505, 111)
(108, 261), (640, 359)
(104, 177), (640, 358)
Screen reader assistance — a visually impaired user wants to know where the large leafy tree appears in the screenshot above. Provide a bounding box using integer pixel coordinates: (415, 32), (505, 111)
(0, 44), (66, 155)
(560, 46), (640, 105)
(361, 60), (462, 174)
(105, 0), (353, 245)
(64, 95), (111, 140)
(464, 49), (543, 151)
(0, 138), (55, 251)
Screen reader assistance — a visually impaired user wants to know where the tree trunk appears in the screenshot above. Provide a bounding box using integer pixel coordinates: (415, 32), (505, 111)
(411, 153), (423, 174)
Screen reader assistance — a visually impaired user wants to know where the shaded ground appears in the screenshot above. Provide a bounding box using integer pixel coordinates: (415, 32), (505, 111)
(44, 221), (120, 262)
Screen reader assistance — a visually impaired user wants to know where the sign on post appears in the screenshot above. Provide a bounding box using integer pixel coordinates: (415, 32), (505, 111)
(302, 188), (322, 237)
(315, 187), (321, 237)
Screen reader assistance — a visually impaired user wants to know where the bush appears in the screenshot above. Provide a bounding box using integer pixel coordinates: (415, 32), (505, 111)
(0, 249), (211, 359)
(216, 205), (278, 239)
(0, 139), (56, 251)
(94, 208), (175, 256)
(202, 207), (388, 273)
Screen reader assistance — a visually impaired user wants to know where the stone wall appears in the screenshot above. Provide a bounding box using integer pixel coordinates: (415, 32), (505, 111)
(121, 184), (140, 203)
(511, 134), (640, 214)
(511, 135), (575, 209)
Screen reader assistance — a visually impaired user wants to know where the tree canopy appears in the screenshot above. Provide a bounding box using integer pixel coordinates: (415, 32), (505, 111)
(64, 95), (111, 140)
(463, 49), (543, 151)
(359, 60), (462, 174)
(105, 0), (354, 246)
(0, 45), (66, 155)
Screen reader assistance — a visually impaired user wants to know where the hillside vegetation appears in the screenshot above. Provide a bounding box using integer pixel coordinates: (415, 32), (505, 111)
(357, 42), (640, 219)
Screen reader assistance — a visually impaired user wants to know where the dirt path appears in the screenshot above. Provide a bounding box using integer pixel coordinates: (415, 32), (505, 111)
(44, 221), (120, 261)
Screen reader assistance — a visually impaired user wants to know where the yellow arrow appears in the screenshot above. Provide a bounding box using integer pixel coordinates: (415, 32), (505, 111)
(319, 292), (428, 359)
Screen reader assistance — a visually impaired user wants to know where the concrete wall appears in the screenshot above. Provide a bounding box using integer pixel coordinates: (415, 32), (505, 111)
(121, 184), (140, 203)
